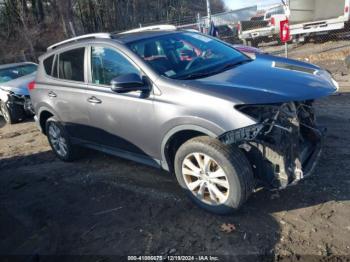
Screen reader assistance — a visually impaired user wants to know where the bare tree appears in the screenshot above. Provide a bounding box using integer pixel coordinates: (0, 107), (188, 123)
(0, 0), (225, 62)
(56, 0), (76, 37)
(16, 0), (36, 58)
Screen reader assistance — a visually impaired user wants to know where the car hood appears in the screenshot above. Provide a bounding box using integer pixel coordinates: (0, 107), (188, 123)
(186, 54), (338, 104)
(0, 72), (36, 96)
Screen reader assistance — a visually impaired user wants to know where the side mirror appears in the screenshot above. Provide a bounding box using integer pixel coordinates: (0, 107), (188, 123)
(110, 73), (149, 93)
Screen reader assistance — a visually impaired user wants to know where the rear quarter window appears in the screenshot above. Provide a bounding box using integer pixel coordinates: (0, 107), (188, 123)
(43, 55), (54, 75)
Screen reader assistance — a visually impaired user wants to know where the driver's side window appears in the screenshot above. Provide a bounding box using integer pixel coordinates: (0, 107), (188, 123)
(91, 46), (140, 86)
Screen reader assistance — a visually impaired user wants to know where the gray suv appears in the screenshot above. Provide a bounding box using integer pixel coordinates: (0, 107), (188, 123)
(31, 30), (337, 214)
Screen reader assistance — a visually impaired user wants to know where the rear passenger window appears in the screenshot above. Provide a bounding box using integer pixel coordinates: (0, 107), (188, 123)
(58, 48), (85, 82)
(43, 55), (54, 75)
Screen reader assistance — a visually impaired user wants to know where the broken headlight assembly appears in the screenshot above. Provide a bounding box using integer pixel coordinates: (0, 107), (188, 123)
(219, 102), (325, 189)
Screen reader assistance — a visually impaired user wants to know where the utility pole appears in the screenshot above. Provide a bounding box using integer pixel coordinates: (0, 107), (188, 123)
(197, 13), (202, 32)
(206, 0), (212, 26)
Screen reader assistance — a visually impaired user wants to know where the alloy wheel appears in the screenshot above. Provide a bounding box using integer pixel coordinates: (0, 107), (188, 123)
(182, 152), (230, 205)
(48, 123), (68, 157)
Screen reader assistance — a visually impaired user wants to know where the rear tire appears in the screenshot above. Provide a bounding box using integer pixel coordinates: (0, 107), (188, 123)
(45, 117), (81, 162)
(0, 101), (24, 124)
(174, 136), (254, 214)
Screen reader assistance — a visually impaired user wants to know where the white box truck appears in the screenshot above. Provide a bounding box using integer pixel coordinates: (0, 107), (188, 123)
(289, 0), (350, 40)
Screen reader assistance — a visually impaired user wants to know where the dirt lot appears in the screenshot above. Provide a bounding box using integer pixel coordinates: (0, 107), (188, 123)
(1, 92), (350, 261)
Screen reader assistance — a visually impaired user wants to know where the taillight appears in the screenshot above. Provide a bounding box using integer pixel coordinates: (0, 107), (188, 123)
(345, 6), (349, 13)
(270, 17), (275, 26)
(28, 81), (36, 91)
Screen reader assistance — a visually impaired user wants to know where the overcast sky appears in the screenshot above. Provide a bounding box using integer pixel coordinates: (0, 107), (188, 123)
(223, 0), (282, 10)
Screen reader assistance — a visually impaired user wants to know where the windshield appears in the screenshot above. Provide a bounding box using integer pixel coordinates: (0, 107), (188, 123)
(0, 64), (37, 84)
(128, 32), (250, 80)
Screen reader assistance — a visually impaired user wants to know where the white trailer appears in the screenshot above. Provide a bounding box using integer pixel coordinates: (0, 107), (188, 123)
(289, 0), (350, 37)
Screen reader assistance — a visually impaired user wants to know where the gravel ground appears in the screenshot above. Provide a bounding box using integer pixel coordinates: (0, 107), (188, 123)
(1, 92), (350, 261)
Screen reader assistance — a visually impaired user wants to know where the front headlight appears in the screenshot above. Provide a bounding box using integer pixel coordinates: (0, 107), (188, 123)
(235, 104), (282, 122)
(331, 78), (339, 91)
(325, 70), (339, 91)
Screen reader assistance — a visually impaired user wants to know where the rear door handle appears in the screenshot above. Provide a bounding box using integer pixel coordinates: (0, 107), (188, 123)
(87, 96), (102, 104)
(48, 91), (57, 98)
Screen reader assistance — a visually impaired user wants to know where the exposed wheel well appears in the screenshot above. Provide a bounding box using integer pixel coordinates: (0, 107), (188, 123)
(164, 130), (209, 172)
(39, 111), (54, 134)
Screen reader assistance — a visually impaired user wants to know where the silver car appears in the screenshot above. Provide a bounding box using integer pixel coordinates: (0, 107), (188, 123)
(30, 30), (337, 214)
(0, 62), (37, 124)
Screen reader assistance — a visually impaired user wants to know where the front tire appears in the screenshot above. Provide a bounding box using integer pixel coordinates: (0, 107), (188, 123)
(174, 136), (254, 214)
(45, 117), (80, 162)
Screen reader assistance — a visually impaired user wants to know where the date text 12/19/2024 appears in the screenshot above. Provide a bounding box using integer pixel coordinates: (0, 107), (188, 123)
(127, 255), (220, 261)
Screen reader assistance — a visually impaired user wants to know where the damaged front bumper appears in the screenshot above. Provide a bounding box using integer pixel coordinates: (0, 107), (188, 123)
(219, 102), (325, 190)
(1, 89), (34, 115)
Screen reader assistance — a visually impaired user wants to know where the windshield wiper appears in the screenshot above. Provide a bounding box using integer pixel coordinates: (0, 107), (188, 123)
(177, 59), (252, 80)
(216, 59), (251, 73)
(178, 71), (217, 80)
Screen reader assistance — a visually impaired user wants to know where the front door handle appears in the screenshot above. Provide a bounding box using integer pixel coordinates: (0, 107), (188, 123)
(48, 91), (57, 98)
(87, 96), (102, 104)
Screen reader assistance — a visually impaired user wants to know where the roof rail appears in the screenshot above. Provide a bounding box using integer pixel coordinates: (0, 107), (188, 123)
(47, 33), (111, 51)
(119, 25), (177, 35)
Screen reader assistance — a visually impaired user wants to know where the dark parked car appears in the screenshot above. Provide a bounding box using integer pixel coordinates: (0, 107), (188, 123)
(216, 24), (242, 44)
(0, 62), (37, 124)
(30, 30), (338, 214)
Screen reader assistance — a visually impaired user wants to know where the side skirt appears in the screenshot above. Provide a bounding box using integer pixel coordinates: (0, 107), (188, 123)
(71, 138), (163, 170)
